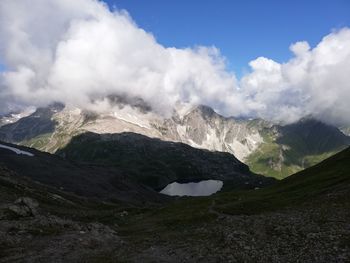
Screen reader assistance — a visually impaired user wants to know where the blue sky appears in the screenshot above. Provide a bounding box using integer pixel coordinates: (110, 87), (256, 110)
(104, 0), (350, 76)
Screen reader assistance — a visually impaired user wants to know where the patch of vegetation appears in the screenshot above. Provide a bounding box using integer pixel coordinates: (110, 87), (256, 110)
(246, 127), (347, 179)
(21, 133), (52, 149)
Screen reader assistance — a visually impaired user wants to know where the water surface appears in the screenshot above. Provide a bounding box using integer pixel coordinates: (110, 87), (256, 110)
(160, 180), (223, 197)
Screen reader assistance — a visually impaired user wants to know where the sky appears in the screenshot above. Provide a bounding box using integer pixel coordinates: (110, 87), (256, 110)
(0, 0), (350, 126)
(103, 0), (350, 76)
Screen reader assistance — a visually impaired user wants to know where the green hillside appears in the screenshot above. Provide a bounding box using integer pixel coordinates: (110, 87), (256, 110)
(246, 119), (350, 179)
(216, 146), (350, 214)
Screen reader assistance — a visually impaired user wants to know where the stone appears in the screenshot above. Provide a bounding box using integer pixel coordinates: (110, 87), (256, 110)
(7, 197), (39, 217)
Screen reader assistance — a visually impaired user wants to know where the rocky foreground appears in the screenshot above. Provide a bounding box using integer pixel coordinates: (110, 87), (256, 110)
(0, 190), (349, 263)
(127, 199), (350, 262)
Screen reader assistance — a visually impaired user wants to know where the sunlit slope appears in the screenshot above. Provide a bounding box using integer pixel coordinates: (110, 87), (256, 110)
(247, 119), (350, 179)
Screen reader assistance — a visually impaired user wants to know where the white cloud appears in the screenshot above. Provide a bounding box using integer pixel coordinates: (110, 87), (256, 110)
(240, 28), (350, 125)
(0, 0), (350, 126)
(0, 0), (240, 116)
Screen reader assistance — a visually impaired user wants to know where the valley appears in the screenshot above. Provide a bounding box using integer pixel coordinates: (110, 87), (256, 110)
(0, 140), (349, 262)
(0, 113), (349, 262)
(1, 1), (349, 262)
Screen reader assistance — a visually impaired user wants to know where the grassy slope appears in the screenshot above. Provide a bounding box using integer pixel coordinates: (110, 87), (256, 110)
(21, 133), (52, 150)
(246, 130), (299, 179)
(216, 146), (350, 215)
(246, 128), (345, 179)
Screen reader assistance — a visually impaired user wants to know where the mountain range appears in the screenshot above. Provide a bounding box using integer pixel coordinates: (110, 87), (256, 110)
(1, 101), (349, 179)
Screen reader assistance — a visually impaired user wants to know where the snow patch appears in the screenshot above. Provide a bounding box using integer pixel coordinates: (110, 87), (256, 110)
(0, 144), (34, 156)
(111, 106), (158, 129)
(0, 107), (36, 126)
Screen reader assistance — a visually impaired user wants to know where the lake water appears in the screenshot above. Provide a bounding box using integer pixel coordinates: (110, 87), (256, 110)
(160, 180), (223, 197)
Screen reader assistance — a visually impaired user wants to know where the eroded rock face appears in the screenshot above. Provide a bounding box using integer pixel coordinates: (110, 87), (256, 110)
(7, 197), (39, 217)
(0, 104), (266, 161)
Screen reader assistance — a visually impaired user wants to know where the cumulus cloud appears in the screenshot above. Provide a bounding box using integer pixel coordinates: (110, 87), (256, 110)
(240, 28), (350, 125)
(0, 0), (240, 116)
(0, 0), (350, 125)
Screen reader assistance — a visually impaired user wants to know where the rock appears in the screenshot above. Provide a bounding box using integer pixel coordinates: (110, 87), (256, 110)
(120, 211), (128, 217)
(7, 197), (39, 217)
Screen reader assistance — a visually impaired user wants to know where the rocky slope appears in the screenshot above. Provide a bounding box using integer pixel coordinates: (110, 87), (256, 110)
(1, 103), (349, 179)
(0, 103), (265, 160)
(0, 165), (127, 262)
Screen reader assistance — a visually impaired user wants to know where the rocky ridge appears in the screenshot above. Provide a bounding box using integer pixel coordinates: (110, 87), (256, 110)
(1, 103), (349, 179)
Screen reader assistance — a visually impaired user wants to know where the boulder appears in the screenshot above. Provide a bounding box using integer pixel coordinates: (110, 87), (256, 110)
(7, 197), (39, 217)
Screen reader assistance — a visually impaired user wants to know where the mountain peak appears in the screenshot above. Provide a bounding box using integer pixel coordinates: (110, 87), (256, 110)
(277, 117), (350, 155)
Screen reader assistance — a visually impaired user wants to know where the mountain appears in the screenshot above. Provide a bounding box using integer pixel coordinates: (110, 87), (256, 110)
(246, 118), (350, 178)
(0, 103), (265, 159)
(1, 102), (349, 179)
(56, 132), (275, 191)
(0, 103), (63, 145)
(278, 118), (350, 154)
(1, 133), (273, 195)
(0, 108), (35, 127)
(216, 145), (350, 214)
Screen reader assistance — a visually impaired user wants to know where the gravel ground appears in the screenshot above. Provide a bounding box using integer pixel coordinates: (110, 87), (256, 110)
(0, 193), (349, 262)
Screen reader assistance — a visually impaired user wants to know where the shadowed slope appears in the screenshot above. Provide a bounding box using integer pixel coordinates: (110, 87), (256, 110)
(57, 132), (276, 191)
(0, 141), (164, 205)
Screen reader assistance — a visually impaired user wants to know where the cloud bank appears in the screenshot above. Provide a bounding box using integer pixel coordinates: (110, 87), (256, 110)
(0, 0), (350, 125)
